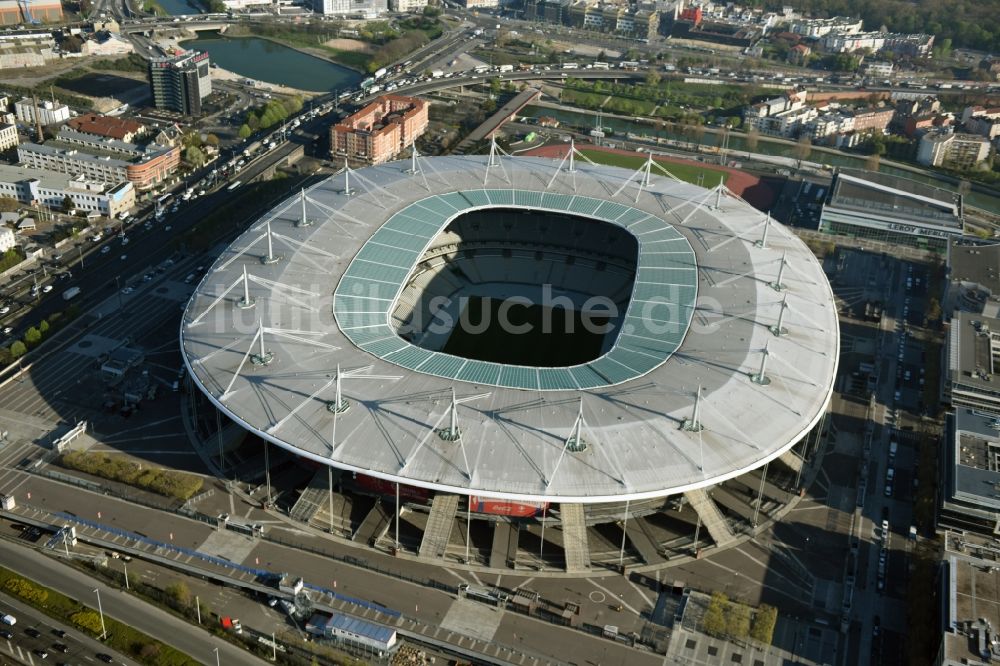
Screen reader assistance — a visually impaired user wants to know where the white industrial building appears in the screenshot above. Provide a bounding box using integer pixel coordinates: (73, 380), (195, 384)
(0, 123), (17, 152)
(14, 98), (70, 126)
(0, 164), (134, 217)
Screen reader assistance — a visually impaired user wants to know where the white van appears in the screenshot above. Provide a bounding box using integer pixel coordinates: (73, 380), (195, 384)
(1, 614), (16, 626)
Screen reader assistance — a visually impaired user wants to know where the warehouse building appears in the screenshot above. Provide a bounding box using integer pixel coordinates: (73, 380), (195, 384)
(818, 169), (964, 252)
(16, 139), (180, 191)
(0, 0), (62, 24)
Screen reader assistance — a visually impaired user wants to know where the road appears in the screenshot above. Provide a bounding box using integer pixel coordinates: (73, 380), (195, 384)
(0, 538), (271, 665)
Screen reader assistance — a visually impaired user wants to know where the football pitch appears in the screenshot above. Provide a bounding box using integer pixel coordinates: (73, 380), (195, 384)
(442, 296), (608, 367)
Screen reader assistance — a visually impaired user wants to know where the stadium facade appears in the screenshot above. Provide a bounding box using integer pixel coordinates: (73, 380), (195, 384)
(181, 152), (839, 571)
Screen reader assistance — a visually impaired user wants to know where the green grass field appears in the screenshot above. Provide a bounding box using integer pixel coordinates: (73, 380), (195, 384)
(443, 296), (606, 367)
(578, 149), (730, 188)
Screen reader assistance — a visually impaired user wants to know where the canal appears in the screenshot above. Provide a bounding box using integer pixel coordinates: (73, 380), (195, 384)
(522, 104), (1000, 215)
(155, 0), (204, 16)
(181, 35), (363, 93)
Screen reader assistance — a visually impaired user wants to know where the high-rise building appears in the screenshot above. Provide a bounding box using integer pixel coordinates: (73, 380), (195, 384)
(148, 51), (212, 116)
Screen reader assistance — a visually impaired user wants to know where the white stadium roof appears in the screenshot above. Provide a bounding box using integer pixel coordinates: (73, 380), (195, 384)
(181, 154), (839, 503)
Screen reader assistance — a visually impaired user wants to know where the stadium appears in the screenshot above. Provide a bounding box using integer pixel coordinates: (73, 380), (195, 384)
(180, 149), (839, 572)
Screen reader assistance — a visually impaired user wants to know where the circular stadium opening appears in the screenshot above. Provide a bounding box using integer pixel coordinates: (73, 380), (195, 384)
(391, 208), (638, 367)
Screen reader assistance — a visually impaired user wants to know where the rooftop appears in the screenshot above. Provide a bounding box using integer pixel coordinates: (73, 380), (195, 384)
(950, 242), (1000, 297)
(0, 163), (119, 193)
(828, 169), (962, 227)
(943, 534), (1000, 664)
(951, 409), (1000, 511)
(67, 113), (145, 141)
(949, 311), (1000, 396)
(180, 155), (839, 502)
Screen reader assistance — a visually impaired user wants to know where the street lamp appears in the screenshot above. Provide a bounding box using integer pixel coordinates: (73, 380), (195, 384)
(93, 588), (107, 640)
(123, 561), (129, 590)
(213, 646), (220, 666)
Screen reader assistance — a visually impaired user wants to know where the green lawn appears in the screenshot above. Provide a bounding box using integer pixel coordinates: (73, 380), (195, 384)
(577, 149), (729, 188)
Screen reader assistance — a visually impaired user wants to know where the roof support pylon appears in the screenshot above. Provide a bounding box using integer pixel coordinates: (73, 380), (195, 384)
(682, 386), (704, 432)
(297, 188), (313, 228)
(751, 343), (771, 386)
(406, 144), (420, 175)
(755, 212), (771, 248)
(327, 363), (349, 414)
(546, 397), (590, 489)
(250, 319), (273, 366)
(714, 175), (724, 210)
(237, 264), (255, 309)
(769, 294), (788, 337)
(342, 158), (353, 196)
(326, 364), (401, 416)
(261, 220), (280, 265)
(770, 252), (787, 291)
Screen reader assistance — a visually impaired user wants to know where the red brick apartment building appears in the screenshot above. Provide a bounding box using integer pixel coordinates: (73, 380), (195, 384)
(330, 95), (429, 166)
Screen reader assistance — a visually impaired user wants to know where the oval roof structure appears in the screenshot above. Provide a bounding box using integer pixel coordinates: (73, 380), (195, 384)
(180, 154), (839, 503)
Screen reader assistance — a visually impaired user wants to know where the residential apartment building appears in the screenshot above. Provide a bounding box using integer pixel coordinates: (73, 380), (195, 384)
(863, 61), (894, 78)
(823, 31), (934, 58)
(743, 88), (813, 137)
(961, 106), (1000, 140)
(788, 16), (862, 38)
(391, 0), (426, 10)
(67, 113), (146, 143)
(0, 226), (14, 253)
(148, 51), (212, 116)
(16, 140), (180, 190)
(0, 164), (134, 217)
(331, 94), (428, 166)
(0, 123), (17, 152)
(14, 98), (70, 126)
(313, 0), (386, 17)
(918, 131), (991, 169)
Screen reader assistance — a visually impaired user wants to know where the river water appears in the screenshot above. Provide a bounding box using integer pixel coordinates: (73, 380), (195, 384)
(181, 35), (363, 93)
(156, 0), (203, 16)
(522, 104), (1000, 214)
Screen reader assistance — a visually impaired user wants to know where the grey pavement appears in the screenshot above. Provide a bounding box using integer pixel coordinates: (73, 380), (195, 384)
(0, 537), (269, 666)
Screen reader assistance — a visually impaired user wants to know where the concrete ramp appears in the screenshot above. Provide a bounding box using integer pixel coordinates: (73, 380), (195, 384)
(352, 498), (391, 546)
(560, 503), (591, 572)
(489, 521), (518, 569)
(779, 449), (803, 473)
(625, 517), (663, 565)
(684, 488), (735, 548)
(419, 493), (460, 559)
(289, 468), (340, 523)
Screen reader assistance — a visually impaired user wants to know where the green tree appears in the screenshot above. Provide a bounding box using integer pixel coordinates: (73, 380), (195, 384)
(0, 196), (18, 213)
(746, 128), (759, 152)
(184, 146), (206, 168)
(422, 4), (441, 17)
(9, 340), (26, 358)
(38, 319), (49, 336)
(237, 124), (252, 139)
(204, 133), (220, 147)
(61, 195), (75, 213)
(164, 581), (191, 608)
(750, 605), (778, 644)
(24, 327), (40, 348)
(727, 602), (752, 640)
(702, 592), (729, 637)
